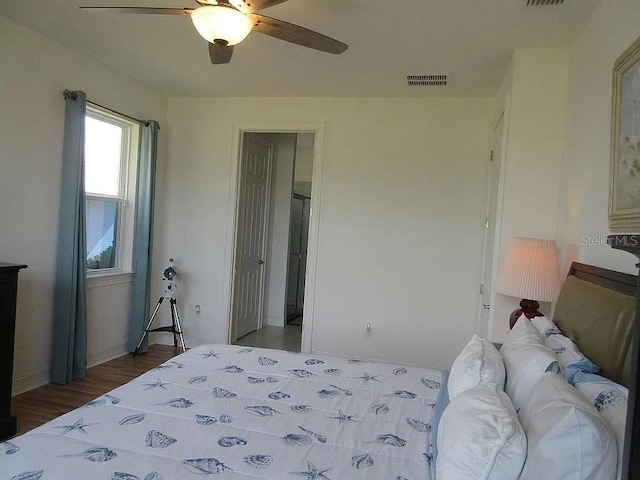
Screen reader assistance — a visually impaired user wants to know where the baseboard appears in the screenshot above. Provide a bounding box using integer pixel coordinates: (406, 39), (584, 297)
(11, 339), (220, 397)
(87, 342), (129, 368)
(185, 335), (223, 348)
(13, 342), (131, 396)
(152, 334), (221, 349)
(12, 368), (50, 396)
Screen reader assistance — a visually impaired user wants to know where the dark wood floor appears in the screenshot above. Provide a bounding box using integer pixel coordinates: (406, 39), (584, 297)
(11, 344), (180, 436)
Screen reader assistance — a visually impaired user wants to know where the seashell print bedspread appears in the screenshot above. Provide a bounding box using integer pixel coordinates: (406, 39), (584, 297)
(1, 344), (447, 480)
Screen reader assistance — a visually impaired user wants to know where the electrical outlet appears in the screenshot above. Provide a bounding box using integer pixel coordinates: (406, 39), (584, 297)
(365, 323), (372, 339)
(195, 304), (201, 315)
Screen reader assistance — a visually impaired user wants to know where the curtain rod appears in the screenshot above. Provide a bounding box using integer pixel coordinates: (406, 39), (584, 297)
(63, 89), (155, 127)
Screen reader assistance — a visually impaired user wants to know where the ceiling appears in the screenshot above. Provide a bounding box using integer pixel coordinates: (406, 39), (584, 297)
(0, 0), (601, 97)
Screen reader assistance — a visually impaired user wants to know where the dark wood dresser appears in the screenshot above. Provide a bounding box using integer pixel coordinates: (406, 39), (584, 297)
(0, 263), (27, 441)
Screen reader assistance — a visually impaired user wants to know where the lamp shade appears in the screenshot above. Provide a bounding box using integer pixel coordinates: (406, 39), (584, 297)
(494, 237), (561, 302)
(190, 6), (252, 46)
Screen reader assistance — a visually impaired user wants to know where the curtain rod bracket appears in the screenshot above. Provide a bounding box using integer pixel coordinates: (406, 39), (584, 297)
(62, 89), (78, 101)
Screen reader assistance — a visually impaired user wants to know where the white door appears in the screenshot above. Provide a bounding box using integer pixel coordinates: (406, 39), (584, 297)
(478, 115), (504, 337)
(233, 133), (273, 340)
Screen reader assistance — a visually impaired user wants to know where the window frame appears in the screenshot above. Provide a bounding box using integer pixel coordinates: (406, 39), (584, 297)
(84, 105), (140, 278)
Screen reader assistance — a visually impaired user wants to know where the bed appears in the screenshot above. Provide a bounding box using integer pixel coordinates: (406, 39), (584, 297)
(1, 260), (638, 480)
(1, 345), (448, 479)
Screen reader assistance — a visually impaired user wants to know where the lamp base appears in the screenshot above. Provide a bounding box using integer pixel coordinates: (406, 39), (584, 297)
(509, 299), (544, 329)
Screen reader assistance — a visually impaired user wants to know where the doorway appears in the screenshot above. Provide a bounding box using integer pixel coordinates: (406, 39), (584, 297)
(230, 132), (316, 352)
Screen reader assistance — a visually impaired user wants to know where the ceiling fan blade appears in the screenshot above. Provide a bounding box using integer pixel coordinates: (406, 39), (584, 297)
(80, 7), (193, 15)
(228, 0), (289, 14)
(248, 14), (347, 54)
(209, 41), (234, 64)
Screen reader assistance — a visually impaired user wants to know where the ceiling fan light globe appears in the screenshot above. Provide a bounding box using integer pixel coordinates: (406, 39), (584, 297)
(191, 6), (252, 46)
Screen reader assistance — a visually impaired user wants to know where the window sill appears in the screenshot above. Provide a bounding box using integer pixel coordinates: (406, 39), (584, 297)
(87, 270), (134, 289)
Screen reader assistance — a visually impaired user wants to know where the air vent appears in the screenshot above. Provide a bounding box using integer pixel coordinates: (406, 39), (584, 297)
(407, 75), (448, 87)
(526, 0), (564, 6)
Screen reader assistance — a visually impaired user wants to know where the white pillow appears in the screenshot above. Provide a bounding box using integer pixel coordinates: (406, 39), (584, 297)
(437, 384), (526, 480)
(574, 372), (628, 480)
(501, 313), (544, 352)
(531, 316), (599, 382)
(500, 316), (561, 410)
(448, 335), (506, 400)
(518, 372), (618, 480)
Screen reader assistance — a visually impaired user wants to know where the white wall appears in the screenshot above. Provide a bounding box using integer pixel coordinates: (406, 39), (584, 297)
(4, 0), (634, 389)
(295, 134), (314, 184)
(158, 96), (494, 369)
(488, 48), (570, 342)
(263, 133), (296, 328)
(0, 14), (167, 392)
(557, 0), (640, 276)
(293, 134), (314, 197)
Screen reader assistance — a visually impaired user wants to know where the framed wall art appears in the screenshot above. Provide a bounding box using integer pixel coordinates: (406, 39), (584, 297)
(609, 35), (640, 231)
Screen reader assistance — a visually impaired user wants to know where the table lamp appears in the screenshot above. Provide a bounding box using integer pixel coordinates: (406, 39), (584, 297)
(494, 237), (561, 329)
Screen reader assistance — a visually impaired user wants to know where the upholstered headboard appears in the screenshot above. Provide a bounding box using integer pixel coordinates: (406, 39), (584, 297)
(553, 262), (637, 387)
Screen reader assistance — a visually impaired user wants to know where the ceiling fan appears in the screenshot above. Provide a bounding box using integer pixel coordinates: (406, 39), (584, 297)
(81, 0), (348, 64)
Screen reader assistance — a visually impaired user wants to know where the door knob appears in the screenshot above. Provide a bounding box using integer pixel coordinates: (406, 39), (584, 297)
(258, 260), (264, 265)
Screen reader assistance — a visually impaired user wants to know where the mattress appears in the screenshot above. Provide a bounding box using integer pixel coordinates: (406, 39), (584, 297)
(1, 344), (448, 480)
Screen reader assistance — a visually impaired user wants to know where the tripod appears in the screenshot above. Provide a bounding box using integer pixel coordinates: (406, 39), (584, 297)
(133, 281), (186, 356)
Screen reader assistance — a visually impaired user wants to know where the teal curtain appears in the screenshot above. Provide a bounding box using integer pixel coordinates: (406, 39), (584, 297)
(51, 90), (88, 384)
(128, 121), (159, 353)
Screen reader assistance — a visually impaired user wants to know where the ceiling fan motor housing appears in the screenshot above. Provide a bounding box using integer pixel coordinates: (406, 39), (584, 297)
(190, 5), (252, 45)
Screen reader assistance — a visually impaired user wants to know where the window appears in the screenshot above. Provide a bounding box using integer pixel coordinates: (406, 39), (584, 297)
(84, 106), (139, 275)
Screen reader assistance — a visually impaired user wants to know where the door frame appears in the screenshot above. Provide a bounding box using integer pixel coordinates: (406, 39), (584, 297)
(483, 92), (512, 340)
(223, 122), (326, 354)
(477, 112), (504, 337)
